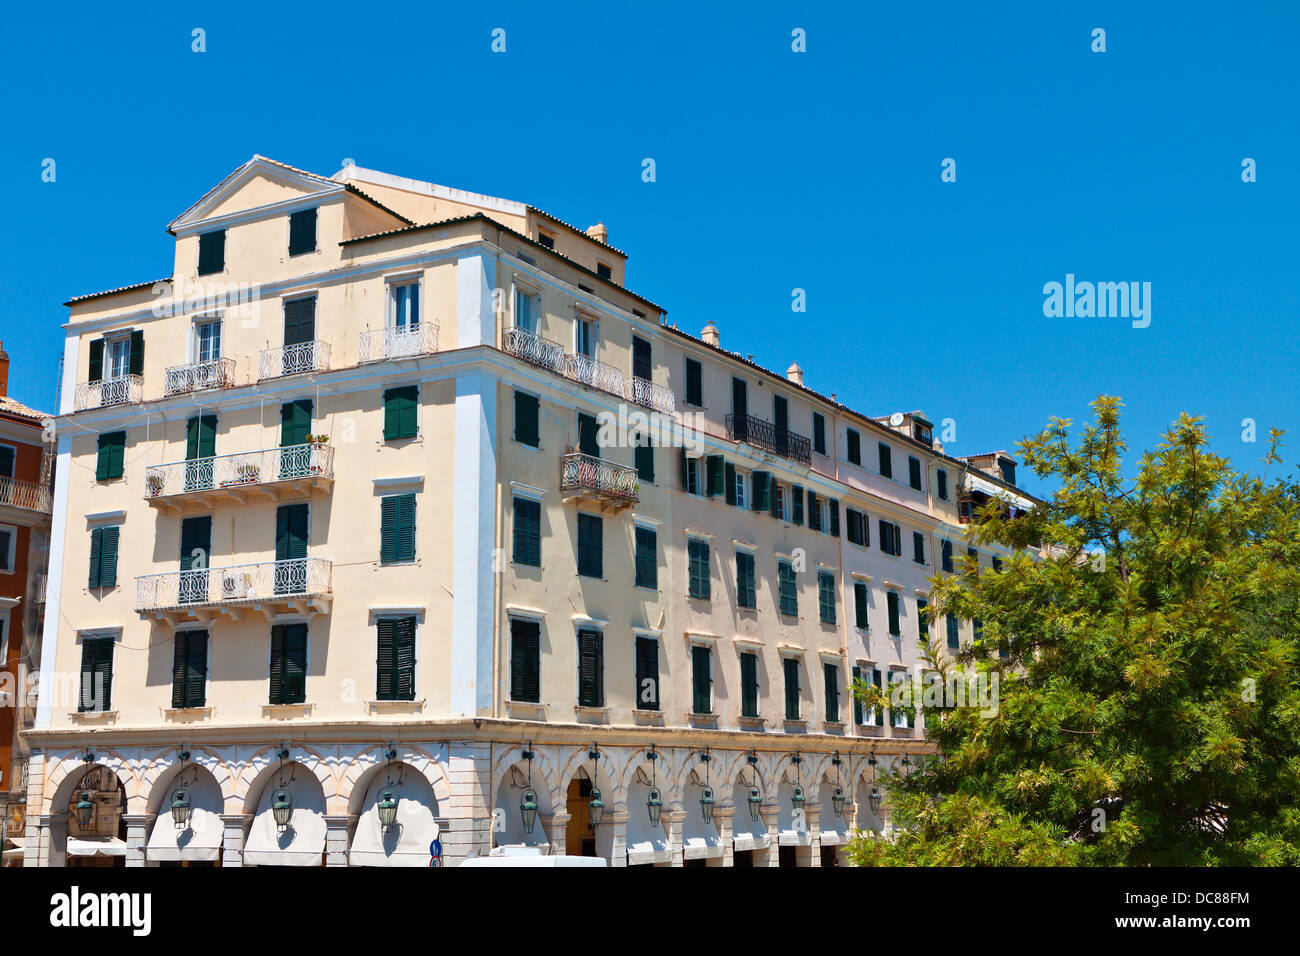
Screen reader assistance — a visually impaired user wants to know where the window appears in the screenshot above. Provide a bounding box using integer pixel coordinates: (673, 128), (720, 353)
(171, 630), (209, 708)
(783, 657), (801, 720)
(684, 456), (701, 495)
(773, 483), (786, 520)
(575, 315), (596, 357)
(846, 508), (868, 547)
(195, 318), (222, 363)
(705, 455), (725, 497)
(993, 556), (1004, 573)
(78, 636), (114, 712)
(282, 295), (316, 346)
(577, 513), (603, 578)
(577, 629), (604, 707)
(791, 484), (804, 525)
(854, 581), (869, 629)
(0, 444), (12, 479)
(289, 207), (317, 256)
(824, 663), (840, 723)
(536, 230), (555, 249)
(0, 527), (12, 572)
(740, 652), (759, 718)
(878, 442), (893, 479)
(942, 540), (954, 572)
(88, 526), (120, 589)
(807, 490), (822, 532)
(380, 493), (416, 563)
(869, 668), (885, 725)
(851, 665), (864, 725)
(514, 391), (539, 447)
(596, 262), (612, 281)
(383, 385), (418, 441)
(913, 531), (926, 564)
(829, 499), (841, 537)
(973, 618), (984, 643)
(813, 413), (826, 455)
(733, 470), (746, 509)
(937, 469), (949, 500)
(846, 428), (861, 465)
(818, 570), (836, 624)
(685, 358), (703, 406)
(735, 552), (756, 609)
(96, 431), (126, 481)
(887, 591), (901, 636)
(917, 599), (931, 639)
(893, 673), (909, 728)
(510, 618), (541, 702)
(999, 457), (1017, 485)
(197, 229), (225, 275)
(513, 497), (541, 567)
(635, 635), (660, 710)
(376, 617), (416, 701)
(106, 336), (132, 379)
(578, 412), (600, 458)
(909, 456), (923, 490)
(635, 440), (655, 483)
(691, 645), (712, 714)
(390, 281), (420, 330)
(268, 623), (307, 705)
(879, 520), (903, 557)
(688, 538), (710, 600)
(777, 558), (797, 617)
(947, 614), (960, 649)
(968, 547), (979, 566)
(635, 525), (657, 589)
(514, 288), (536, 334)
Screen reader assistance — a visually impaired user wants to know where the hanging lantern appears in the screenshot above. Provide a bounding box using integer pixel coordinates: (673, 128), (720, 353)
(748, 786), (762, 822)
(520, 788), (539, 833)
(587, 786), (605, 829)
(74, 791), (95, 829)
(377, 788), (399, 830)
(647, 787), (663, 828)
(171, 788), (192, 828)
(831, 785), (846, 817)
(271, 788), (293, 830)
(700, 785), (716, 824)
(868, 786), (883, 812)
(791, 784), (805, 811)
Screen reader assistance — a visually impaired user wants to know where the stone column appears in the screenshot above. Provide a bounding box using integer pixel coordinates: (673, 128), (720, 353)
(715, 807), (735, 867)
(805, 807), (821, 866)
(122, 813), (150, 867)
(547, 811), (571, 856)
(607, 809), (629, 867)
(664, 809), (686, 867)
(24, 812), (63, 868)
(444, 740), (490, 866)
(324, 814), (351, 866)
(220, 813), (250, 868)
(764, 806), (781, 866)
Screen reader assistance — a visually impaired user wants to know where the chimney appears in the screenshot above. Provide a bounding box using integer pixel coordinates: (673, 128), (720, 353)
(0, 340), (9, 397)
(585, 223), (608, 245)
(786, 362), (803, 386)
(701, 322), (720, 347)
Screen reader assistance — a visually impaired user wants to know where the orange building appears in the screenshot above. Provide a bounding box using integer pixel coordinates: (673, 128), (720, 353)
(0, 341), (54, 866)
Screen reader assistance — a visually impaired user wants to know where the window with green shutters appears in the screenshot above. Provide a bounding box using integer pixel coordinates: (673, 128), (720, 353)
(279, 398), (312, 472)
(635, 440), (655, 483)
(887, 590), (901, 636)
(635, 635), (660, 710)
(879, 520), (903, 556)
(184, 415), (217, 491)
(269, 623), (308, 705)
(510, 618), (541, 702)
(735, 551), (756, 609)
(942, 539), (954, 572)
(818, 570), (836, 624)
(791, 484), (804, 524)
(634, 525), (657, 589)
(197, 229), (225, 275)
(829, 499), (840, 537)
(95, 431), (126, 481)
(171, 630), (208, 709)
(288, 207), (317, 256)
(852, 665), (865, 724)
(917, 599), (931, 639)
(514, 391), (539, 447)
(740, 651), (759, 717)
(783, 657), (801, 720)
(578, 413), (600, 458)
(909, 456), (923, 490)
(688, 538), (710, 600)
(870, 668), (885, 724)
(88, 526), (119, 589)
(512, 497), (541, 566)
(685, 358), (703, 406)
(778, 558), (797, 617)
(705, 455), (725, 497)
(854, 581), (869, 629)
(383, 385), (419, 441)
(78, 637), (114, 712)
(937, 468), (949, 500)
(577, 513), (603, 578)
(878, 442), (893, 479)
(577, 629), (604, 707)
(846, 508), (868, 547)
(376, 617), (416, 701)
(691, 645), (712, 714)
(846, 428), (861, 465)
(807, 489), (821, 531)
(813, 413), (826, 455)
(380, 493), (416, 563)
(947, 614), (960, 649)
(913, 531), (926, 564)
(824, 662), (840, 723)
(752, 471), (771, 512)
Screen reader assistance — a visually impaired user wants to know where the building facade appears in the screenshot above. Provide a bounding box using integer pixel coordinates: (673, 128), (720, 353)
(24, 156), (1035, 867)
(0, 341), (54, 866)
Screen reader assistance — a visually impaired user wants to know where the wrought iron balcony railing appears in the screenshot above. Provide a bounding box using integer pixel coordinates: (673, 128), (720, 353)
(258, 340), (330, 380)
(145, 443), (334, 502)
(135, 557), (332, 613)
(560, 452), (639, 504)
(74, 374), (143, 410)
(358, 323), (440, 363)
(725, 413), (812, 466)
(626, 375), (676, 415)
(164, 357), (237, 395)
(503, 327), (676, 415)
(0, 476), (52, 513)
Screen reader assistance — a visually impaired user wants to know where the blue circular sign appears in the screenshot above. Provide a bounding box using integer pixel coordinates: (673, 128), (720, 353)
(430, 838), (443, 858)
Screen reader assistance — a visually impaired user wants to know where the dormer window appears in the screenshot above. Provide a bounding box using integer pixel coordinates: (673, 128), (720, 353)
(289, 207), (317, 256)
(197, 229), (225, 276)
(537, 230), (555, 249)
(596, 262), (612, 280)
(998, 457), (1016, 485)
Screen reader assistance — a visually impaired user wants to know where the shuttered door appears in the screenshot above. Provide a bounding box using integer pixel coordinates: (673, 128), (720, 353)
(270, 623), (308, 705)
(854, 582), (869, 629)
(740, 652), (758, 718)
(691, 645), (711, 714)
(380, 494), (416, 564)
(393, 617), (416, 700)
(79, 638), (114, 712)
(578, 413), (599, 458)
(510, 619), (541, 702)
(577, 629), (603, 707)
(88, 339), (104, 382)
(512, 497), (541, 566)
(635, 526), (657, 589)
(887, 591), (901, 635)
(172, 630), (207, 709)
(283, 297), (316, 345)
(514, 392), (539, 447)
(179, 517), (210, 605)
(731, 378), (748, 441)
(773, 395), (789, 456)
(783, 658), (800, 720)
(632, 336), (651, 381)
(185, 415), (217, 490)
(279, 399), (313, 478)
(635, 636), (659, 710)
(824, 663), (839, 722)
(276, 504), (309, 594)
(577, 513), (603, 578)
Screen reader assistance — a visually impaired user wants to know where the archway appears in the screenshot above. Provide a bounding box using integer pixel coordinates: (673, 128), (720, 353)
(243, 760), (327, 866)
(681, 759), (723, 864)
(348, 761), (440, 867)
(731, 762), (769, 865)
(818, 772), (848, 866)
(60, 764), (128, 867)
(492, 758), (555, 850)
(146, 761), (223, 865)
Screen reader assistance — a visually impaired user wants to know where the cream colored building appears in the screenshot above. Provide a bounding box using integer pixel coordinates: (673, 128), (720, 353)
(23, 156), (1035, 867)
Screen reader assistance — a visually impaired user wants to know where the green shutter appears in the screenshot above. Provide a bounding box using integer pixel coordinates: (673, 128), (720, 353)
(635, 441), (655, 483)
(173, 630), (207, 709)
(917, 599), (930, 637)
(688, 539), (710, 600)
(854, 582), (869, 629)
(791, 485), (804, 524)
(380, 494), (415, 563)
(98, 527), (119, 588)
(269, 626), (285, 704)
(752, 471), (770, 512)
(384, 386), (418, 441)
(172, 635), (188, 709)
(578, 413), (599, 457)
(635, 636), (660, 710)
(186, 415), (217, 460)
(79, 638), (113, 712)
(578, 629), (603, 707)
(511, 619), (540, 702)
(88, 528), (102, 589)
(679, 447), (689, 492)
(724, 462), (736, 505)
(376, 618), (396, 700)
(784, 658), (800, 720)
(635, 526), (657, 589)
(705, 455), (724, 497)
(888, 591), (901, 635)
(825, 663), (839, 722)
(97, 432), (125, 481)
(281, 623), (307, 704)
(513, 497), (541, 566)
(807, 490), (819, 531)
(829, 500), (840, 537)
(852, 665), (864, 724)
(394, 618), (416, 701)
(736, 552), (755, 609)
(88, 338), (104, 383)
(280, 400), (312, 447)
(514, 391), (539, 447)
(128, 330), (145, 376)
(691, 645), (711, 714)
(275, 504), (308, 562)
(740, 652), (758, 718)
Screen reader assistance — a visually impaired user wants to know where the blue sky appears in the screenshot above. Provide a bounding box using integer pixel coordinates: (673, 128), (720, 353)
(2, 1), (1297, 498)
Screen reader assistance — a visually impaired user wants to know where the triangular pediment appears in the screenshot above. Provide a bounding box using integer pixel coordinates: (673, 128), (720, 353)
(168, 156), (347, 235)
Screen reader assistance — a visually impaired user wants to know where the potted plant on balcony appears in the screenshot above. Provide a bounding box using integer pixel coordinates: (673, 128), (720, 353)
(223, 463), (261, 487)
(146, 473), (165, 497)
(308, 435), (329, 476)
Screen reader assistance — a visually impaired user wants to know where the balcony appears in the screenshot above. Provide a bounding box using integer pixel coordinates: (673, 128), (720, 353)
(358, 323), (439, 363)
(258, 341), (330, 380)
(503, 327), (676, 416)
(144, 443), (334, 513)
(164, 357), (237, 396)
(136, 557), (332, 622)
(0, 476), (52, 514)
(726, 413), (812, 466)
(560, 452), (639, 509)
(74, 374), (143, 411)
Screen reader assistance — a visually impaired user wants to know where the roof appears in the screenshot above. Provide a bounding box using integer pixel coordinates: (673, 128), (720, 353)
(529, 207), (628, 258)
(0, 394), (50, 422)
(65, 277), (171, 307)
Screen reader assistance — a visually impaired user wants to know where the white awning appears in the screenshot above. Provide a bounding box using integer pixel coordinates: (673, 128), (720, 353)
(147, 806), (222, 862)
(243, 774), (326, 867)
(348, 775), (442, 868)
(733, 831), (770, 852)
(963, 472), (1035, 511)
(67, 836), (128, 857)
